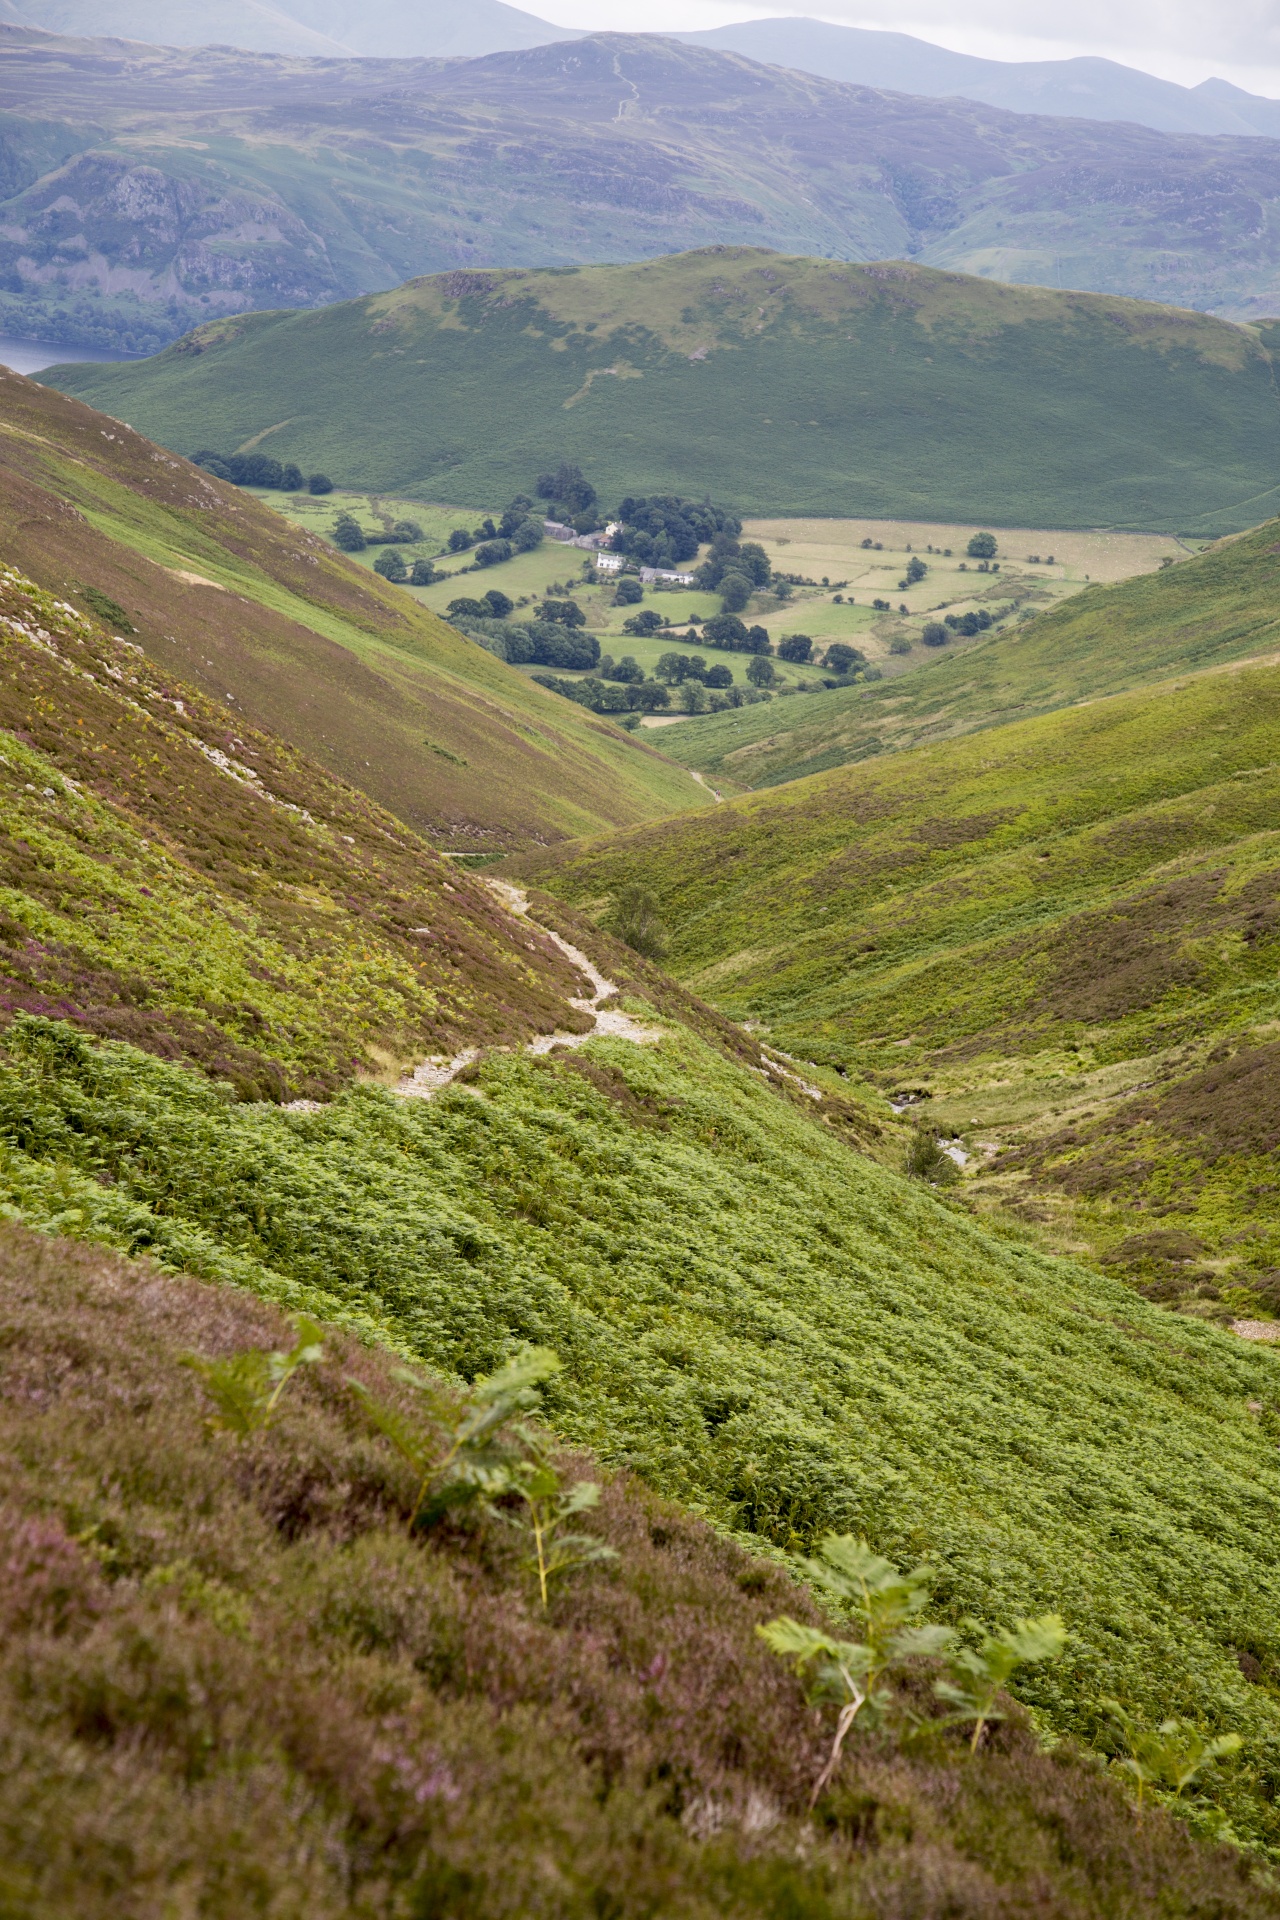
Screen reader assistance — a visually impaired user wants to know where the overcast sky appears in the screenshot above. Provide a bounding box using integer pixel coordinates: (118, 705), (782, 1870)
(541, 0), (1280, 94)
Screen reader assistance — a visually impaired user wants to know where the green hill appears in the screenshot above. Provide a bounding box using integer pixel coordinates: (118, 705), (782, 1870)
(0, 366), (699, 851)
(653, 515), (1280, 790)
(45, 248), (1280, 533)
(516, 645), (1280, 1321)
(6, 1228), (1275, 1916)
(10, 556), (1280, 1858)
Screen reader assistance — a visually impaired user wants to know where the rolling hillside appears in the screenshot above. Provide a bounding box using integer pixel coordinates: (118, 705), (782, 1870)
(516, 639), (1280, 1324)
(5, 514), (1280, 1860)
(654, 515), (1280, 790)
(12, 30), (1280, 355)
(47, 249), (1280, 533)
(0, 366), (699, 850)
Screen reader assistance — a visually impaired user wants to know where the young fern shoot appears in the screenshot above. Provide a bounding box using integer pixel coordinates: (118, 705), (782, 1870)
(934, 1615), (1067, 1750)
(350, 1344), (560, 1532)
(759, 1536), (953, 1804)
(507, 1457), (618, 1607)
(181, 1314), (325, 1436)
(1104, 1702), (1243, 1806)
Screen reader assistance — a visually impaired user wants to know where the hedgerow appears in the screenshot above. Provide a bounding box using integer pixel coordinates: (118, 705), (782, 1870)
(4, 1014), (1280, 1846)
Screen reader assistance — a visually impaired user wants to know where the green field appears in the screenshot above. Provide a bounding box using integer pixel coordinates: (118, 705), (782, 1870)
(45, 249), (1280, 533)
(648, 516), (1280, 788)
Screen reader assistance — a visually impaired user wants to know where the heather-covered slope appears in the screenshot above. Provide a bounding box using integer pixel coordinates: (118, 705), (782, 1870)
(652, 516), (1280, 791)
(516, 651), (1280, 1317)
(0, 563), (595, 1096)
(48, 249), (1280, 533)
(4, 1224), (1272, 1916)
(0, 367), (699, 850)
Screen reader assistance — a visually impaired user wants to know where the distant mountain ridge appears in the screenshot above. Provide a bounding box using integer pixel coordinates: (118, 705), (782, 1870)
(9, 27), (1280, 356)
(681, 19), (1280, 139)
(6, 0), (1280, 141)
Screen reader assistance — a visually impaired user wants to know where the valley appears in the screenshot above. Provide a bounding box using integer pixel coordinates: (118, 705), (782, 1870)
(8, 22), (1280, 1900)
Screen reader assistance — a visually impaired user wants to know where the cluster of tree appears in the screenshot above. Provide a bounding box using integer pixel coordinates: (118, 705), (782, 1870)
(449, 608), (601, 672)
(608, 494), (741, 571)
(699, 614), (772, 653)
(333, 512), (426, 555)
(373, 551), (441, 585)
(898, 555), (927, 589)
(533, 672), (773, 718)
(694, 532), (772, 610)
(653, 652), (734, 688)
(613, 575), (644, 606)
(622, 609), (664, 636)
(192, 450), (331, 493)
(448, 498), (544, 560)
(535, 462), (600, 533)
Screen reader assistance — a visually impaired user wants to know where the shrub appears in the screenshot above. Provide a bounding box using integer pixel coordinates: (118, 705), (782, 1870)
(80, 587), (134, 634)
(623, 611), (663, 637)
(307, 472), (333, 494)
(777, 634), (812, 664)
(746, 656), (776, 688)
(373, 548), (408, 582)
(904, 1131), (960, 1184)
(905, 556), (927, 584)
(679, 681), (709, 714)
(447, 596), (488, 620)
(921, 621), (949, 647)
(409, 559), (438, 586)
(474, 540), (513, 568)
(705, 663), (733, 688)
(720, 570), (753, 613)
(281, 464), (304, 492)
(614, 576), (644, 606)
(603, 884), (669, 959)
(968, 531), (998, 559)
(702, 613), (748, 650)
(332, 513), (366, 552)
(822, 643), (865, 676)
(483, 589), (514, 619)
(540, 599), (586, 628)
(448, 528), (473, 552)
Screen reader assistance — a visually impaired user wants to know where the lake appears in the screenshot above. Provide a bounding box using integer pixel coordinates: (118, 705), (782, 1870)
(0, 335), (142, 377)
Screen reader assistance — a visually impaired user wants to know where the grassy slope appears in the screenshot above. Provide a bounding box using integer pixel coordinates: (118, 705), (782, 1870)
(7, 521), (1280, 1850)
(653, 516), (1280, 788)
(5, 1227), (1271, 1919)
(0, 367), (699, 850)
(0, 561), (604, 1098)
(45, 248), (1280, 534)
(515, 651), (1280, 1317)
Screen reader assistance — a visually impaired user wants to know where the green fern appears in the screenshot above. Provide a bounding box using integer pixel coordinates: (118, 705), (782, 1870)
(934, 1614), (1066, 1750)
(1104, 1700), (1242, 1804)
(181, 1314), (324, 1436)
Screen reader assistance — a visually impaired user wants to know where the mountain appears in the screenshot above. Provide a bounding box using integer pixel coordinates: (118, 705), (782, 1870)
(10, 30), (1280, 355)
(0, 364), (701, 849)
(46, 248), (1280, 534)
(652, 508), (1280, 791)
(0, 0), (572, 57)
(515, 524), (1280, 1326)
(684, 18), (1280, 139)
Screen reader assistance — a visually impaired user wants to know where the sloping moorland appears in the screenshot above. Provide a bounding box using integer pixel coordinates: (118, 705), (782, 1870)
(50, 248), (1280, 534)
(12, 27), (1280, 351)
(654, 515), (1280, 790)
(516, 576), (1280, 1322)
(0, 366), (698, 849)
(6, 1225), (1277, 1916)
(1, 556), (1280, 1861)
